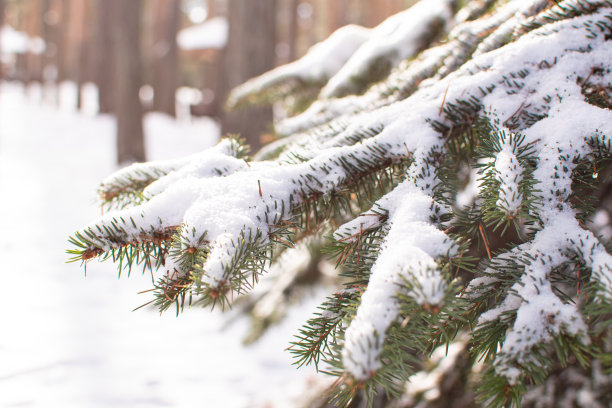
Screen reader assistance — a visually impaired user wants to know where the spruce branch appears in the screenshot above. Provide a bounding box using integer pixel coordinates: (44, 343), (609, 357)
(68, 1), (612, 406)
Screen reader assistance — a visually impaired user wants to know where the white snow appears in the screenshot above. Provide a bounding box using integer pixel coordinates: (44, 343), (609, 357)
(75, 90), (445, 290)
(284, 24), (371, 80)
(493, 136), (524, 216)
(328, 6), (612, 382)
(227, 24), (371, 106)
(77, 6), (612, 384)
(177, 17), (228, 51)
(57, 1), (612, 390)
(320, 0), (454, 98)
(0, 82), (325, 408)
(110, 138), (247, 201)
(401, 338), (468, 403)
(272, 0), (544, 137)
(454, 8), (612, 381)
(337, 157), (456, 380)
(471, 0), (549, 57)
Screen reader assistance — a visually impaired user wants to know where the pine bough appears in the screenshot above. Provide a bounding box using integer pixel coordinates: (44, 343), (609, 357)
(69, 0), (612, 406)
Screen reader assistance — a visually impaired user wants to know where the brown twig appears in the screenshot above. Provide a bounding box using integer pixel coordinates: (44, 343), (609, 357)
(479, 223), (492, 260)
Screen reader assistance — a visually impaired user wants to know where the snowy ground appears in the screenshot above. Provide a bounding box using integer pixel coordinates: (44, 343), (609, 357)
(0, 82), (326, 408)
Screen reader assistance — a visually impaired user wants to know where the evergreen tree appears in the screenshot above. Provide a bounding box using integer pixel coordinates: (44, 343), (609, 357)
(69, 0), (612, 406)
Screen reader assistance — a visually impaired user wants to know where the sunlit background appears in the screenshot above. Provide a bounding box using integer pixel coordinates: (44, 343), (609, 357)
(0, 1), (416, 407)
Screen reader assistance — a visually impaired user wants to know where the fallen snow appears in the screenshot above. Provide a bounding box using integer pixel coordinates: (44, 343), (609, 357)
(0, 82), (326, 408)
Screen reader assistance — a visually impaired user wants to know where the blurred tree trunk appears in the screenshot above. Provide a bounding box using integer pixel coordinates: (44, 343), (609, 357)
(40, 0), (64, 103)
(221, 0), (277, 153)
(326, 0), (350, 32)
(66, 0), (88, 108)
(152, 0), (180, 116)
(0, 0), (4, 82)
(287, 0), (299, 61)
(365, 0), (403, 26)
(93, 0), (115, 113)
(112, 0), (145, 164)
(53, 0), (68, 82)
(25, 0), (44, 84)
(41, 0), (52, 80)
(206, 0), (226, 17)
(80, 2), (95, 85)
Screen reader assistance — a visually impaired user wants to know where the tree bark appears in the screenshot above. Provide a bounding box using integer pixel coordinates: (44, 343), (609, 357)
(287, 0), (299, 61)
(55, 0), (69, 82)
(40, 0), (64, 104)
(221, 0), (277, 153)
(326, 0), (350, 32)
(93, 0), (115, 113)
(66, 0), (88, 108)
(112, 0), (146, 164)
(151, 0), (180, 116)
(0, 0), (4, 82)
(24, 0), (44, 84)
(366, 0), (404, 27)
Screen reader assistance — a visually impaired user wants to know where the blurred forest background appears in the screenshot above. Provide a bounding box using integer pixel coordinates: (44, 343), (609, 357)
(0, 0), (417, 161)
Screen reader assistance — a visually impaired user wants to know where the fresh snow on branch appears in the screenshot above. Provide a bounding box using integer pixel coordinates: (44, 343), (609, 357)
(337, 168), (456, 380)
(227, 24), (371, 108)
(320, 0), (455, 98)
(70, 1), (612, 404)
(493, 135), (525, 216)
